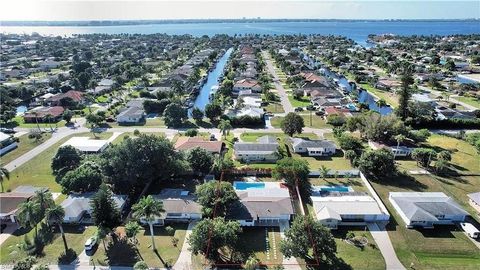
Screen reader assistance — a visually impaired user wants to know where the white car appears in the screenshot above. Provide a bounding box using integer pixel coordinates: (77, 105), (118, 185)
(84, 237), (97, 251)
(460, 223), (480, 239)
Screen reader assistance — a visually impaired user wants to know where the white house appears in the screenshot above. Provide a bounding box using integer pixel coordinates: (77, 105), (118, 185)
(0, 132), (18, 156)
(233, 136), (279, 163)
(61, 193), (127, 224)
(291, 138), (337, 156)
(116, 106), (145, 124)
(389, 192), (468, 228)
(145, 189), (202, 226)
(311, 192), (389, 229)
(229, 182), (294, 226)
(61, 137), (110, 153)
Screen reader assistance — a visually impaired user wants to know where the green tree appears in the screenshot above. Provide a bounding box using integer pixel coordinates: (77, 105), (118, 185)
(62, 109), (74, 123)
(280, 216), (337, 262)
(125, 221), (141, 245)
(217, 119), (232, 138)
(195, 181), (238, 217)
(17, 200), (41, 238)
(133, 261), (149, 270)
(319, 165), (330, 180)
(187, 147), (214, 176)
(396, 70), (413, 120)
(280, 113), (304, 137)
(337, 134), (363, 153)
(212, 156), (235, 175)
(12, 256), (37, 270)
(393, 134), (406, 159)
(205, 103), (222, 122)
(273, 158), (311, 197)
(51, 145), (83, 175)
(244, 256), (260, 270)
(132, 195), (165, 250)
(163, 103), (187, 127)
(184, 128), (198, 137)
(411, 148), (437, 168)
(33, 189), (54, 218)
(437, 150), (452, 162)
(0, 167), (10, 192)
(59, 161), (103, 194)
(45, 204), (68, 253)
(357, 149), (396, 180)
(188, 217), (241, 261)
(191, 107), (204, 123)
(90, 184), (121, 230)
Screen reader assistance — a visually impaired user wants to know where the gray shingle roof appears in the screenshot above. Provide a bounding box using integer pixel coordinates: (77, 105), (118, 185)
(153, 189), (201, 216)
(291, 138), (337, 149)
(234, 136), (279, 154)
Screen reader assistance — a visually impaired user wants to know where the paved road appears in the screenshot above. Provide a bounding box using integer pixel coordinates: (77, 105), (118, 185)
(367, 223), (406, 270)
(262, 51), (294, 113)
(172, 222), (196, 270)
(418, 85), (478, 111)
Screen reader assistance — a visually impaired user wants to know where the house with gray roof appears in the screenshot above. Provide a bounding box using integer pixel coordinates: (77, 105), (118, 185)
(61, 193), (127, 224)
(228, 183), (294, 226)
(233, 136), (279, 163)
(467, 192), (480, 215)
(146, 189), (202, 226)
(389, 192), (468, 228)
(291, 138), (337, 157)
(311, 191), (389, 229)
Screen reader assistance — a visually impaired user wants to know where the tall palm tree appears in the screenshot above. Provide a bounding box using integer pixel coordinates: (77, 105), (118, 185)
(34, 189), (54, 216)
(0, 167), (10, 192)
(125, 221), (141, 246)
(319, 165), (330, 180)
(218, 119), (232, 139)
(46, 204), (68, 252)
(132, 196), (165, 250)
(394, 134), (406, 159)
(17, 200), (41, 238)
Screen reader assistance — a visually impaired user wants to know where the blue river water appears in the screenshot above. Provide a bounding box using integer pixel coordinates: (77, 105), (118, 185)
(2, 21), (479, 46)
(189, 47), (233, 115)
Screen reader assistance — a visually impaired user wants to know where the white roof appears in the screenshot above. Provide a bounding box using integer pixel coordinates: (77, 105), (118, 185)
(0, 132), (11, 142)
(61, 137), (109, 153)
(61, 193), (127, 221)
(312, 195), (384, 221)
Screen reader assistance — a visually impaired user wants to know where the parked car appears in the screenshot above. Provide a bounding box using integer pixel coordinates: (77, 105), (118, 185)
(0, 128), (15, 134)
(460, 223), (479, 239)
(315, 111), (325, 116)
(85, 236), (97, 251)
(306, 105), (315, 111)
(294, 107), (304, 112)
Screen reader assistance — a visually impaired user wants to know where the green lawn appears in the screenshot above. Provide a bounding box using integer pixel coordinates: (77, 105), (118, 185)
(0, 133), (52, 166)
(235, 227), (283, 265)
(287, 95), (311, 107)
(10, 116), (67, 129)
(271, 114), (331, 129)
(239, 132), (318, 142)
(0, 224), (98, 265)
(3, 132), (113, 192)
(455, 96), (480, 109)
(108, 117), (166, 128)
(264, 102), (285, 113)
(371, 174), (480, 270)
(92, 224), (188, 267)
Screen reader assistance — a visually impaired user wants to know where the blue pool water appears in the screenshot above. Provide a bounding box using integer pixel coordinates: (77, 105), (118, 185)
(234, 182), (265, 190)
(319, 186), (350, 192)
(346, 103), (357, 111)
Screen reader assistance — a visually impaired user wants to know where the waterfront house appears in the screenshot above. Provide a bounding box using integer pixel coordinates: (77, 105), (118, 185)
(61, 193), (127, 224)
(291, 138), (337, 156)
(311, 191), (389, 229)
(233, 136), (279, 163)
(233, 79), (262, 95)
(228, 182), (294, 226)
(145, 189), (202, 226)
(0, 132), (18, 156)
(389, 192), (468, 228)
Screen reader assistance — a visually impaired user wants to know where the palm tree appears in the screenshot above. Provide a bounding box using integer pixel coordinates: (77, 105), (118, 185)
(218, 119), (233, 139)
(31, 111), (41, 131)
(376, 99), (387, 108)
(45, 204), (68, 252)
(394, 134), (406, 159)
(0, 167), (10, 192)
(17, 200), (41, 237)
(34, 189), (54, 217)
(132, 196), (165, 250)
(319, 165), (330, 180)
(125, 221), (141, 246)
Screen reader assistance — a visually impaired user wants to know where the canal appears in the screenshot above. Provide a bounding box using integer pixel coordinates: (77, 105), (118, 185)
(189, 47), (233, 116)
(302, 54), (393, 115)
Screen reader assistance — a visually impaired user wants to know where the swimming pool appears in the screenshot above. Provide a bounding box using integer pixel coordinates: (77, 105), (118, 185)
(346, 103), (357, 111)
(233, 182), (265, 190)
(317, 186), (350, 192)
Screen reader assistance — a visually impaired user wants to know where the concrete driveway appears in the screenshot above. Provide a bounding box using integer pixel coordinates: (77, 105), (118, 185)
(367, 223), (406, 270)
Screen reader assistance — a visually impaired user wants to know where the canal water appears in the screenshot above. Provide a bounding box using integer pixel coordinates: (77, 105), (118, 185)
(303, 54), (393, 115)
(189, 47), (233, 116)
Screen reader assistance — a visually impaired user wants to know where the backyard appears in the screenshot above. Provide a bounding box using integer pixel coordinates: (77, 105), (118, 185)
(270, 114), (331, 129)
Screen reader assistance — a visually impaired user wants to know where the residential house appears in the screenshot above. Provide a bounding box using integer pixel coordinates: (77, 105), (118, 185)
(467, 192), (480, 215)
(311, 191), (389, 229)
(233, 136), (279, 163)
(0, 186), (45, 223)
(228, 182), (294, 226)
(145, 189), (202, 226)
(233, 79), (262, 95)
(368, 141), (414, 158)
(46, 90), (84, 106)
(116, 99), (145, 124)
(174, 137), (224, 154)
(389, 192), (469, 228)
(375, 79), (400, 91)
(291, 138), (337, 156)
(225, 107), (265, 120)
(23, 106), (65, 123)
(0, 132), (18, 156)
(61, 137), (110, 153)
(61, 193), (127, 224)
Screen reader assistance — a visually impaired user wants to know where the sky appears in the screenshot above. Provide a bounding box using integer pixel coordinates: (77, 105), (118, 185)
(1, 0), (479, 21)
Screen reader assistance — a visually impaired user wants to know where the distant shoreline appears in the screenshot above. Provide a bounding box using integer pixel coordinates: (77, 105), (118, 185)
(1, 18), (479, 27)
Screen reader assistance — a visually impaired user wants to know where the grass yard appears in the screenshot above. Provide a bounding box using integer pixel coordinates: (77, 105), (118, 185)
(270, 114), (331, 129)
(3, 132), (113, 192)
(239, 132), (318, 142)
(108, 117), (166, 128)
(264, 102), (285, 113)
(287, 95), (311, 108)
(370, 173), (480, 270)
(110, 132), (166, 144)
(92, 224), (188, 267)
(0, 224), (97, 265)
(455, 96), (480, 109)
(10, 116), (67, 129)
(0, 133), (52, 166)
